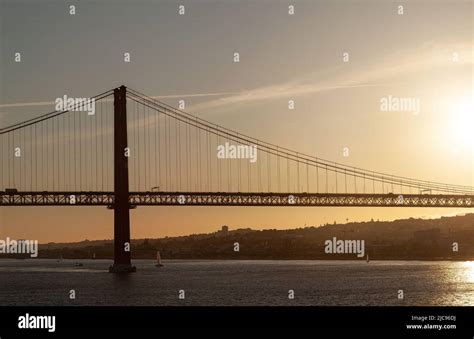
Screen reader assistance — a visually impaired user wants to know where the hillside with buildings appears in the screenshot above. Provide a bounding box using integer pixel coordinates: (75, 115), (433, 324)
(36, 213), (474, 260)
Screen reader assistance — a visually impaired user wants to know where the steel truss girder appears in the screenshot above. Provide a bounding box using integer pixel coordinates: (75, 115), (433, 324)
(0, 192), (473, 208)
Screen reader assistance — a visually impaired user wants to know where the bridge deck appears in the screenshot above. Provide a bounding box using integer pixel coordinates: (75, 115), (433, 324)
(0, 192), (473, 207)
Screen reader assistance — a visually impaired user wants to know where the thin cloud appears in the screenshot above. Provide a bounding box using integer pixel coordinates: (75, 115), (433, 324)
(0, 101), (54, 108)
(188, 82), (402, 112)
(188, 41), (473, 113)
(0, 91), (235, 109)
(150, 92), (238, 99)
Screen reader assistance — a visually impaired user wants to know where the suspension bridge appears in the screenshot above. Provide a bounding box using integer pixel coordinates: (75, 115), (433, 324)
(1, 85), (473, 272)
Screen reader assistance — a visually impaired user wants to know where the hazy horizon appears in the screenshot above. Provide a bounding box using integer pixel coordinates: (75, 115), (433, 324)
(32, 212), (473, 246)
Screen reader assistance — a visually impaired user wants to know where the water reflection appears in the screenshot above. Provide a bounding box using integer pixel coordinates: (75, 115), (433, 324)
(462, 261), (474, 283)
(1, 259), (474, 306)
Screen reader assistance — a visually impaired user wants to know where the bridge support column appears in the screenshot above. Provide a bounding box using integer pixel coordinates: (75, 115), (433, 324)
(109, 85), (136, 273)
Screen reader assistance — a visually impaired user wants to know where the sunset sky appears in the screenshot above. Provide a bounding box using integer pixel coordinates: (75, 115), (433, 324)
(0, 0), (473, 243)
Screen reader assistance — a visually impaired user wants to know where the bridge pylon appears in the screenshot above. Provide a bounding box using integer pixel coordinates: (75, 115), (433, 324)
(109, 85), (136, 273)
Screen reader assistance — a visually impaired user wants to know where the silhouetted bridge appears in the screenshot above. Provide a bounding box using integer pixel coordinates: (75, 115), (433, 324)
(1, 86), (472, 272)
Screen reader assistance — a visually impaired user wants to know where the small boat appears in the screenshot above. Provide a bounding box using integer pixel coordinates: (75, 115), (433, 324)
(366, 254), (370, 263)
(74, 262), (83, 267)
(155, 251), (164, 267)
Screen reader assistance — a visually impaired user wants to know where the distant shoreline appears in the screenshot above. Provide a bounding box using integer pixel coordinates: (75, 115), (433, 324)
(1, 257), (472, 262)
(6, 213), (474, 262)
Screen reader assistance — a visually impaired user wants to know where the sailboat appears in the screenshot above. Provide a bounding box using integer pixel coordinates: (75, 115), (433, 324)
(366, 254), (370, 263)
(155, 251), (164, 267)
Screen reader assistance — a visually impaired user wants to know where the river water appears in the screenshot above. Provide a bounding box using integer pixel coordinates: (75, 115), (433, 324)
(0, 259), (473, 306)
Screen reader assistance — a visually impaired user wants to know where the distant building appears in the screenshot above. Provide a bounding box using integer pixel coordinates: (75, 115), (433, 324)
(216, 225), (229, 237)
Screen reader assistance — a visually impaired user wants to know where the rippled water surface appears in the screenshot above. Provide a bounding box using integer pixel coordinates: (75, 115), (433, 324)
(1, 259), (473, 306)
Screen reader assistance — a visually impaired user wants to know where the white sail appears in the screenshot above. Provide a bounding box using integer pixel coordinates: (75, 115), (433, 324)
(156, 251), (163, 266)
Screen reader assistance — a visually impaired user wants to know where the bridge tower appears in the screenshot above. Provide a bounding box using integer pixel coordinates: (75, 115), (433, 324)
(109, 85), (136, 273)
